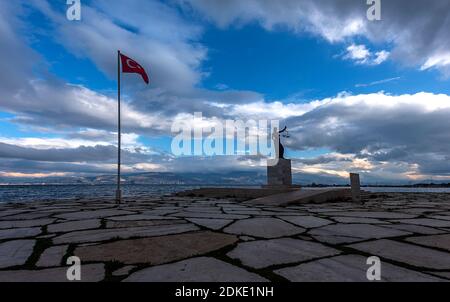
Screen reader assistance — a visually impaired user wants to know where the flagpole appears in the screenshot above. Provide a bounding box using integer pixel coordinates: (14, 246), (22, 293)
(116, 50), (122, 204)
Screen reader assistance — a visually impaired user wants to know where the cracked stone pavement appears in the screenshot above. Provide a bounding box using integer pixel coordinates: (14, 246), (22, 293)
(0, 192), (450, 282)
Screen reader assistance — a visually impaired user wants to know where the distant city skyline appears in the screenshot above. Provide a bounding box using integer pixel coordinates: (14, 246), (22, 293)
(1, 0), (450, 184)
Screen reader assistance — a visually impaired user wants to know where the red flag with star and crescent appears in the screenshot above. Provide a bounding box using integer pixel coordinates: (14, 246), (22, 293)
(120, 53), (149, 84)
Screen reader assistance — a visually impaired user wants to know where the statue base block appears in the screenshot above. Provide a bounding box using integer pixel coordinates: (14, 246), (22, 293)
(267, 158), (292, 187)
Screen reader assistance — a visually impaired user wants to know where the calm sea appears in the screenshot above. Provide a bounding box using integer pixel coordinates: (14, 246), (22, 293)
(0, 184), (449, 203)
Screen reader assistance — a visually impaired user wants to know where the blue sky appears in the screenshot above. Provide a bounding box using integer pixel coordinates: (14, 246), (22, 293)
(1, 0), (450, 184)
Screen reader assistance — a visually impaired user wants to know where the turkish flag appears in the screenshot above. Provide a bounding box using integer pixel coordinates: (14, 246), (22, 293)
(120, 53), (149, 84)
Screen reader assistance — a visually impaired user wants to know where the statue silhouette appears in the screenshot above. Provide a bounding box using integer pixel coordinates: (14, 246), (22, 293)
(272, 126), (287, 159)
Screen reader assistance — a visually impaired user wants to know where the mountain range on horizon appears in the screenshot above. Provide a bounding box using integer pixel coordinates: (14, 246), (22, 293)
(1, 171), (447, 187)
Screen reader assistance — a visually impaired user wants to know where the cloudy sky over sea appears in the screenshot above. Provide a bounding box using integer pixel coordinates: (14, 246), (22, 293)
(1, 0), (450, 183)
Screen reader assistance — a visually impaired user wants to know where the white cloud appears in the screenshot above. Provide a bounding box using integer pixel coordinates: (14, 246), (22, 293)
(181, 0), (450, 76)
(344, 44), (389, 65)
(373, 50), (390, 65)
(345, 44), (370, 61)
(31, 0), (207, 93)
(421, 53), (450, 71)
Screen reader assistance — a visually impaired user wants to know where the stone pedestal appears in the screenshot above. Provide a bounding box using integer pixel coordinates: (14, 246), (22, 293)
(267, 158), (292, 187)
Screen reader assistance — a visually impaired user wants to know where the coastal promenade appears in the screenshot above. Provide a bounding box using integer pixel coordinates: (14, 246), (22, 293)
(0, 192), (450, 281)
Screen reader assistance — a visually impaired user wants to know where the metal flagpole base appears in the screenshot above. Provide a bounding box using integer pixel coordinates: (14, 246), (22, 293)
(115, 189), (122, 204)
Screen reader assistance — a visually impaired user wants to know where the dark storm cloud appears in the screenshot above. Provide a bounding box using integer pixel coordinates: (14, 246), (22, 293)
(0, 159), (115, 174)
(293, 154), (353, 165)
(287, 97), (450, 155)
(0, 142), (151, 163)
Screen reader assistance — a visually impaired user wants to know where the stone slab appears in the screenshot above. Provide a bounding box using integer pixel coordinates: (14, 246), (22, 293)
(74, 231), (237, 265)
(55, 209), (135, 220)
(275, 255), (443, 282)
(223, 218), (305, 238)
(0, 212), (51, 220)
(36, 245), (68, 267)
(309, 224), (410, 244)
(53, 224), (199, 244)
(0, 240), (35, 268)
(0, 219), (55, 229)
(227, 238), (340, 269)
(278, 216), (333, 228)
(186, 218), (233, 230)
(124, 257), (267, 282)
(379, 224), (445, 235)
(47, 219), (101, 233)
(112, 265), (136, 276)
(170, 212), (249, 220)
(332, 217), (386, 224)
(389, 218), (450, 228)
(106, 214), (179, 221)
(348, 239), (450, 270)
(323, 211), (417, 219)
(106, 220), (186, 229)
(0, 264), (104, 282)
(0, 227), (41, 240)
(405, 234), (450, 252)
(245, 189), (351, 206)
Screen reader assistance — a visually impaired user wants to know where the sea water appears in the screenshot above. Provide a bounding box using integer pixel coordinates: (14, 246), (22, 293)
(0, 184), (449, 203)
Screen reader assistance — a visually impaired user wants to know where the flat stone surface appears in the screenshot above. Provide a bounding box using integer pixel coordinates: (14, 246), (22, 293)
(389, 218), (450, 228)
(186, 218), (232, 230)
(1, 192), (450, 282)
(0, 219), (55, 229)
(379, 224), (445, 235)
(0, 240), (35, 268)
(112, 265), (136, 276)
(227, 238), (340, 269)
(429, 215), (450, 221)
(170, 212), (249, 220)
(332, 217), (386, 224)
(0, 212), (51, 220)
(0, 227), (41, 240)
(405, 234), (450, 252)
(53, 224), (199, 244)
(36, 245), (68, 267)
(309, 224), (410, 244)
(106, 214), (178, 221)
(275, 255), (443, 282)
(74, 231), (238, 265)
(47, 219), (101, 233)
(106, 220), (186, 228)
(124, 257), (267, 282)
(278, 216), (332, 228)
(240, 236), (256, 241)
(348, 239), (450, 270)
(430, 272), (450, 280)
(0, 264), (104, 282)
(0, 210), (30, 218)
(323, 211), (416, 219)
(224, 218), (305, 238)
(246, 188), (350, 206)
(55, 209), (135, 220)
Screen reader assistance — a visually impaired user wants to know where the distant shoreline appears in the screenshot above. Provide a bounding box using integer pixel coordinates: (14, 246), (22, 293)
(1, 183), (450, 188)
